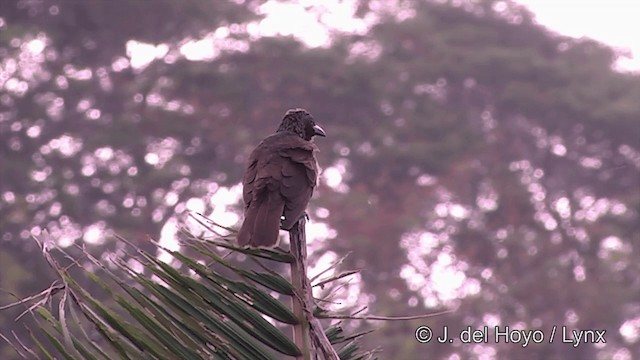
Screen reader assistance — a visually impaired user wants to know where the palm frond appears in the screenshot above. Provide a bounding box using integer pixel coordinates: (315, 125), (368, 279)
(1, 223), (378, 360)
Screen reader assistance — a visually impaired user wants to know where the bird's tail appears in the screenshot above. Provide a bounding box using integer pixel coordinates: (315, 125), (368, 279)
(237, 189), (285, 247)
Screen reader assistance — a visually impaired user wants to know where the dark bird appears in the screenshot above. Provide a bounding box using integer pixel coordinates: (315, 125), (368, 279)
(237, 109), (326, 247)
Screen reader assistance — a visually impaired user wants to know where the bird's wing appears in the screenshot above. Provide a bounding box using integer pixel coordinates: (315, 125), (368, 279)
(239, 154), (286, 247)
(278, 146), (318, 229)
(242, 133), (319, 228)
(279, 147), (318, 186)
(242, 156), (258, 208)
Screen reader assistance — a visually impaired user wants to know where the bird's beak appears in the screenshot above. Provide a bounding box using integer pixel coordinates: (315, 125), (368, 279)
(313, 124), (326, 137)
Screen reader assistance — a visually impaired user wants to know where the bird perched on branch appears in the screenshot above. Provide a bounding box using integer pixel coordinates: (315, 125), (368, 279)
(237, 109), (326, 247)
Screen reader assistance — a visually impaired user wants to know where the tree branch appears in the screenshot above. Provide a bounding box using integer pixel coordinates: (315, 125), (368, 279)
(289, 218), (339, 360)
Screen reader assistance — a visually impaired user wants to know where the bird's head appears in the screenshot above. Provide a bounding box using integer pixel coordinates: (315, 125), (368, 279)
(277, 108), (326, 141)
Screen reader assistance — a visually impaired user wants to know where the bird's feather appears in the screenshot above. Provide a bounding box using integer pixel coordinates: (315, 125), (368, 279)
(237, 110), (323, 247)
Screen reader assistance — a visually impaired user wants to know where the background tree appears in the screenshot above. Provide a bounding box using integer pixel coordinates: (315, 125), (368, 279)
(1, 0), (639, 359)
(0, 0), (266, 356)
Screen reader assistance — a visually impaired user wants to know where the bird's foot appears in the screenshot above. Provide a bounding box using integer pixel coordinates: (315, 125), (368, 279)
(280, 212), (309, 231)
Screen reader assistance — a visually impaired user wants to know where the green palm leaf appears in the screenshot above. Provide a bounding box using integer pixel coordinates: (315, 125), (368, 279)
(1, 228), (377, 360)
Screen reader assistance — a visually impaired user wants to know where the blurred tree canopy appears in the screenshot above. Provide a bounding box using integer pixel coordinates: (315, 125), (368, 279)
(1, 0), (639, 359)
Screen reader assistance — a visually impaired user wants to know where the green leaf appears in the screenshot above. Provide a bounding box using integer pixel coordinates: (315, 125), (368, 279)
(171, 251), (298, 324)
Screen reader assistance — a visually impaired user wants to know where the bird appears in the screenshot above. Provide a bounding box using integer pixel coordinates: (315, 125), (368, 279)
(237, 109), (326, 248)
